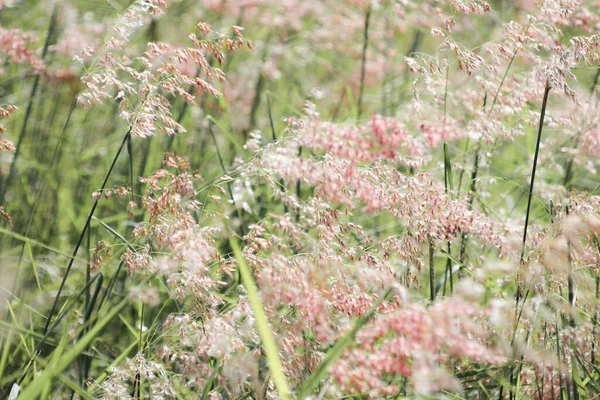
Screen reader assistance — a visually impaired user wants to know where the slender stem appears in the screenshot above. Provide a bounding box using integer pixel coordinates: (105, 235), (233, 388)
(295, 147), (302, 223)
(266, 93), (277, 142)
(520, 82), (551, 263)
(16, 273), (103, 385)
(443, 142), (453, 294)
(42, 131), (131, 337)
(0, 6), (58, 204)
(246, 34), (272, 139)
(459, 93), (485, 267)
(567, 237), (580, 400)
(331, 88), (346, 121)
(357, 4), (371, 118)
(592, 273), (599, 365)
(266, 93), (290, 216)
(7, 95), (78, 310)
(429, 237), (435, 303)
(567, 219), (575, 329)
(380, 17), (391, 117)
(209, 121), (246, 238)
(508, 81), (551, 400)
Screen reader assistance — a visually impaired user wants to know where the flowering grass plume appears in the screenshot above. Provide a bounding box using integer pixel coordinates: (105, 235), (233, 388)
(1, 0), (600, 399)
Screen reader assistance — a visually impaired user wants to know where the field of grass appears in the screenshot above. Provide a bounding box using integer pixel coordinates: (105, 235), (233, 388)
(1, 0), (600, 399)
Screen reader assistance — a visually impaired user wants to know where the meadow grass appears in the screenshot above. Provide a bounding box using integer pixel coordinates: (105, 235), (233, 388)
(1, 1), (600, 399)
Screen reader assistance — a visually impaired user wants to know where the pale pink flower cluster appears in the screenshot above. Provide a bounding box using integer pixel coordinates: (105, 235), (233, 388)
(238, 200), (408, 384)
(531, 196), (600, 279)
(104, 0), (174, 50)
(51, 6), (105, 61)
(0, 105), (16, 152)
(331, 299), (503, 396)
(84, 0), (600, 397)
(296, 115), (425, 162)
(78, 1), (251, 138)
(258, 126), (504, 247)
(0, 27), (44, 74)
(447, 0), (491, 14)
(518, 322), (600, 399)
(132, 156), (230, 306)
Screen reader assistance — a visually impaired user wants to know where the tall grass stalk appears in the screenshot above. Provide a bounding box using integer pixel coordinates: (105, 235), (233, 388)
(37, 130), (131, 351)
(520, 82), (551, 262)
(4, 2), (600, 398)
(442, 142), (454, 296)
(17, 297), (129, 400)
(229, 238), (291, 400)
(509, 81), (551, 400)
(429, 236), (435, 302)
(356, 4), (371, 119)
(0, 6), (58, 205)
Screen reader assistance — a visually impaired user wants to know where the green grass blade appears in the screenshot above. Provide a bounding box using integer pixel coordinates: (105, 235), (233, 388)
(0, 227), (86, 262)
(200, 360), (220, 400)
(228, 238), (291, 400)
(92, 216), (135, 251)
(25, 242), (42, 291)
(18, 297), (129, 400)
(207, 115), (245, 155)
(297, 288), (391, 399)
(0, 324), (15, 383)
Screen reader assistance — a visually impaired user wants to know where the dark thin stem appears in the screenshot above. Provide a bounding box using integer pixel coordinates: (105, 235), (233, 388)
(0, 6), (58, 204)
(459, 93), (486, 267)
(556, 317), (565, 400)
(509, 82), (551, 400)
(209, 121), (245, 237)
(266, 93), (289, 216)
(459, 141), (480, 263)
(380, 17), (391, 117)
(357, 4), (371, 118)
(567, 247), (579, 400)
(42, 131), (131, 338)
(442, 143), (453, 295)
(331, 89), (346, 121)
(246, 37), (271, 138)
(520, 82), (551, 263)
(295, 147), (302, 223)
(16, 273), (103, 385)
(564, 206), (579, 400)
(86, 220), (91, 312)
(127, 132), (134, 195)
(567, 209), (575, 329)
(267, 93), (277, 142)
(79, 273), (103, 387)
(407, 30), (422, 57)
(97, 261), (125, 311)
(592, 273), (599, 365)
(429, 237), (435, 303)
(7, 95), (78, 307)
